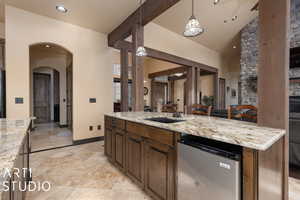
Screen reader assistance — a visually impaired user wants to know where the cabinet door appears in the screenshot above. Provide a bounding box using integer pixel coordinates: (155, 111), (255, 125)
(126, 132), (144, 187)
(105, 128), (114, 162)
(145, 140), (175, 200)
(114, 129), (126, 170)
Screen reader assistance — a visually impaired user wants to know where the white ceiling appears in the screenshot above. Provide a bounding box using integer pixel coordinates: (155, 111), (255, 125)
(154, 0), (258, 51)
(0, 0), (258, 52)
(0, 0), (140, 34)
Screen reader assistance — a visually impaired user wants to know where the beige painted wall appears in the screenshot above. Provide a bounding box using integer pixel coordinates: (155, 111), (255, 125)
(144, 23), (222, 72)
(6, 6), (113, 140)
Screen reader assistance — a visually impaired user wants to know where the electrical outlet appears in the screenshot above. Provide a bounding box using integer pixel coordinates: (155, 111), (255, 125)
(89, 126), (93, 131)
(97, 125), (101, 130)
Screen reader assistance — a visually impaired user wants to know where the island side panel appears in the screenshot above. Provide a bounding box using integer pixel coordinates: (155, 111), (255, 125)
(243, 148), (258, 200)
(258, 138), (284, 200)
(243, 138), (285, 200)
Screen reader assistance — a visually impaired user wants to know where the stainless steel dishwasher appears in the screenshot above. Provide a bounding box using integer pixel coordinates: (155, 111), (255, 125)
(178, 135), (242, 200)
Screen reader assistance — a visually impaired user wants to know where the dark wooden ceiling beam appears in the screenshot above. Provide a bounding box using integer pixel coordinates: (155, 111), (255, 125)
(115, 40), (218, 74)
(168, 74), (187, 81)
(108, 0), (181, 47)
(251, 2), (259, 11)
(148, 66), (187, 79)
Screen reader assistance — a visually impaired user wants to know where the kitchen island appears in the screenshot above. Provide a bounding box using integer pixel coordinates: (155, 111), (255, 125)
(105, 112), (286, 200)
(0, 119), (32, 200)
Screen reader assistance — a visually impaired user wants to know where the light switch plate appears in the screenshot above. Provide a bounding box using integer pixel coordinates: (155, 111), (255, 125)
(15, 97), (24, 104)
(89, 98), (96, 103)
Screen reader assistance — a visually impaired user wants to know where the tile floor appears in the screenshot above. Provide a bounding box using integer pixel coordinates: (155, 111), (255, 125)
(26, 141), (151, 200)
(30, 123), (73, 152)
(26, 141), (300, 200)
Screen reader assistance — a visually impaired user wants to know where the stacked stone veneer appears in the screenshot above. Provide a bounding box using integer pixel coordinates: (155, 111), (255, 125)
(240, 0), (300, 105)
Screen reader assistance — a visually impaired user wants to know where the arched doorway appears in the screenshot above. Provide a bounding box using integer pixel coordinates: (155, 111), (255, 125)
(30, 43), (73, 152)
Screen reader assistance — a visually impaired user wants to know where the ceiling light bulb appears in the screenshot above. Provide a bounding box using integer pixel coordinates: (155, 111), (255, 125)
(136, 46), (147, 57)
(213, 0), (220, 5)
(45, 45), (51, 48)
(233, 46), (237, 49)
(56, 5), (68, 13)
(174, 73), (183, 77)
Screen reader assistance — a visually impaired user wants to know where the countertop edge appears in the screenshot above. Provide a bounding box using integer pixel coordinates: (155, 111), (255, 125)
(104, 113), (286, 151)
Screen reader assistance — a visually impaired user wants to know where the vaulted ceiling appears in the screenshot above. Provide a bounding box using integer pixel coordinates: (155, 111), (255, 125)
(0, 0), (258, 52)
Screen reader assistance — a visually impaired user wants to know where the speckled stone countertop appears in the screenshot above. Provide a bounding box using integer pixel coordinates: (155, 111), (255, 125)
(105, 112), (286, 151)
(0, 119), (31, 197)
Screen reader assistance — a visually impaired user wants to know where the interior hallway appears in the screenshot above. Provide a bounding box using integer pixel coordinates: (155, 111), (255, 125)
(25, 141), (300, 200)
(31, 123), (73, 152)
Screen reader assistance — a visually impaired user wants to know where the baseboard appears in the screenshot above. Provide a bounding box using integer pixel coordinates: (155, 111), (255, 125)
(59, 124), (68, 128)
(73, 136), (104, 145)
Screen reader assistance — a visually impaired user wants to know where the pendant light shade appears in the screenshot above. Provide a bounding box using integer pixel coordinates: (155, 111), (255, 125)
(184, 0), (204, 37)
(136, 0), (147, 57)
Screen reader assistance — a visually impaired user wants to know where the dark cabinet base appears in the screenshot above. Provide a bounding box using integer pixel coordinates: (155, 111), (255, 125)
(105, 116), (176, 200)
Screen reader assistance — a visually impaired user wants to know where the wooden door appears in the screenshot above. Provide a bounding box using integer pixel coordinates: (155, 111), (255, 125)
(151, 81), (168, 110)
(33, 73), (51, 123)
(66, 64), (73, 130)
(126, 132), (144, 187)
(145, 139), (175, 200)
(219, 78), (226, 109)
(114, 128), (126, 171)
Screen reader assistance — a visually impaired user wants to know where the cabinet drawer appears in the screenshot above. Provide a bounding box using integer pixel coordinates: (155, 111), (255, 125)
(127, 121), (174, 147)
(113, 118), (125, 130)
(105, 117), (125, 130)
(105, 116), (112, 129)
(127, 121), (147, 138)
(145, 126), (174, 147)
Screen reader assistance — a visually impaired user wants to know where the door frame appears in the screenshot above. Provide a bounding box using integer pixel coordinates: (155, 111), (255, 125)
(218, 78), (226, 109)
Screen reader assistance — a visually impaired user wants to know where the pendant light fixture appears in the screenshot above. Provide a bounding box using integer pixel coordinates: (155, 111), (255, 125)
(136, 0), (147, 57)
(184, 0), (204, 37)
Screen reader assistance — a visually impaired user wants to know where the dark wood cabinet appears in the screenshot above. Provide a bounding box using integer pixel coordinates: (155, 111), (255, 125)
(104, 116), (176, 200)
(126, 132), (144, 187)
(105, 127), (113, 161)
(114, 129), (126, 171)
(145, 139), (175, 200)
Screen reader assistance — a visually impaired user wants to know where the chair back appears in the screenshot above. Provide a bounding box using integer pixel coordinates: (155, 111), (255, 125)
(228, 105), (257, 122)
(162, 104), (177, 113)
(192, 104), (212, 116)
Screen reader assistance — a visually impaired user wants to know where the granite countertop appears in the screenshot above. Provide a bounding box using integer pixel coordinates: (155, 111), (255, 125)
(105, 112), (286, 151)
(0, 118), (32, 196)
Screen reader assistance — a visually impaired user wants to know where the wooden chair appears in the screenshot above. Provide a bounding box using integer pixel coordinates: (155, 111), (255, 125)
(192, 104), (212, 116)
(162, 104), (178, 113)
(228, 105), (258, 122)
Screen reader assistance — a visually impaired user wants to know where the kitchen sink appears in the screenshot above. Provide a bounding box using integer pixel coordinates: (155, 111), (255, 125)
(145, 117), (185, 124)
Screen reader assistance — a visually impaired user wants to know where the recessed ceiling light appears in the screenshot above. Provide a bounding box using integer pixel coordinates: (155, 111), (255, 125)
(213, 0), (220, 5)
(233, 46), (237, 49)
(56, 5), (68, 13)
(45, 45), (51, 48)
(174, 73), (183, 77)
